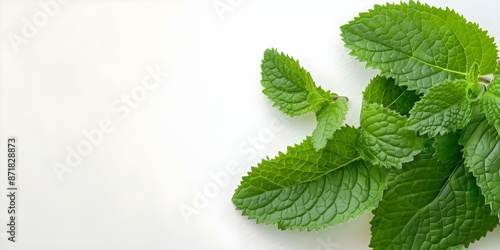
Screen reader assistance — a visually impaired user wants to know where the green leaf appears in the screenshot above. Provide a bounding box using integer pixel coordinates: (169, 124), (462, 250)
(362, 75), (420, 116)
(479, 77), (500, 131)
(260, 48), (330, 117)
(466, 63), (485, 101)
(306, 77), (332, 108)
(311, 98), (348, 151)
(260, 48), (350, 151)
(340, 1), (498, 94)
(461, 117), (500, 214)
(407, 80), (475, 137)
(467, 63), (480, 84)
(232, 126), (386, 230)
(370, 154), (498, 250)
(466, 82), (486, 102)
(433, 132), (462, 163)
(357, 102), (422, 169)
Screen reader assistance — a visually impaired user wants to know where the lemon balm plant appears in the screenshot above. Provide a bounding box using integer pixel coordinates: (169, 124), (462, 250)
(231, 2), (500, 249)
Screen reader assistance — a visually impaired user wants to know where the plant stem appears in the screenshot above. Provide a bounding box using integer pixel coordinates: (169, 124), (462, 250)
(479, 76), (491, 84)
(332, 95), (349, 102)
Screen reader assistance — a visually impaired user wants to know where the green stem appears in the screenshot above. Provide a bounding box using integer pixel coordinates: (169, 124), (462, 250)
(332, 95), (349, 102)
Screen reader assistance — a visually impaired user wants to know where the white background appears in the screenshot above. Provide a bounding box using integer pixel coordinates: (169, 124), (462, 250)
(1, 0), (499, 249)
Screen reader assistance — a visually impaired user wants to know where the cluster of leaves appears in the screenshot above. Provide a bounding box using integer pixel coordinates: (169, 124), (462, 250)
(232, 1), (500, 249)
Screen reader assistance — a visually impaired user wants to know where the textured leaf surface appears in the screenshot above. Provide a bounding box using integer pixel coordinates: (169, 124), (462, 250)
(467, 63), (480, 84)
(370, 154), (498, 250)
(479, 77), (500, 131)
(407, 80), (474, 137)
(465, 63), (485, 101)
(433, 132), (462, 163)
(357, 102), (421, 169)
(260, 49), (330, 117)
(232, 126), (386, 230)
(311, 99), (348, 151)
(461, 117), (500, 214)
(362, 75), (420, 116)
(341, 1), (498, 94)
